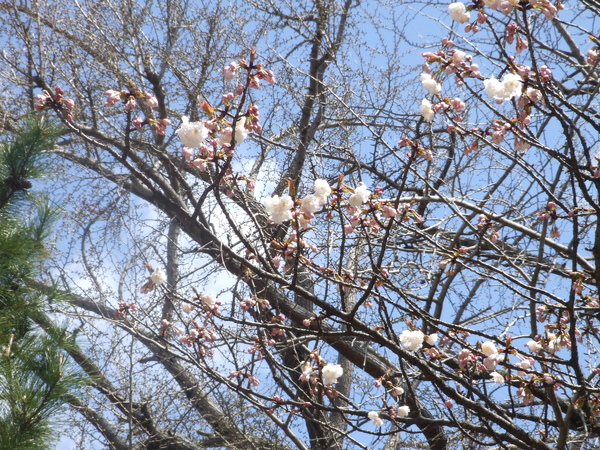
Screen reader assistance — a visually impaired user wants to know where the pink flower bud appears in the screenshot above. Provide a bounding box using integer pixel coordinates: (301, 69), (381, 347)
(133, 117), (144, 129)
(125, 97), (137, 110)
(144, 92), (159, 108)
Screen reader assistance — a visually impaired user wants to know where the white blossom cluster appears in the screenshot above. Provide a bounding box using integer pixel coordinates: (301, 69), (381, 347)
(150, 267), (167, 286)
(175, 116), (209, 148)
(448, 2), (470, 23)
(419, 99), (435, 121)
(263, 194), (295, 224)
(420, 73), (441, 95)
(321, 363), (344, 385)
(348, 182), (371, 207)
(399, 329), (425, 351)
(264, 179), (332, 224)
(483, 73), (523, 101)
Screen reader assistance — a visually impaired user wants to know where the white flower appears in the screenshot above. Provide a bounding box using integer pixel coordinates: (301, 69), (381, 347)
(483, 77), (505, 99)
(452, 50), (466, 62)
(448, 2), (470, 23)
(481, 341), (497, 357)
(420, 73), (441, 95)
(175, 116), (209, 148)
(150, 267), (167, 286)
(301, 194), (321, 214)
(400, 329), (425, 351)
(483, 354), (499, 370)
(483, 73), (522, 101)
(526, 88), (542, 103)
(390, 386), (404, 397)
(489, 371), (504, 384)
(322, 363), (344, 385)
(182, 303), (195, 314)
(502, 73), (522, 99)
(348, 183), (371, 207)
(264, 195), (294, 224)
(233, 117), (249, 143)
(526, 340), (542, 353)
(425, 333), (439, 346)
(299, 362), (313, 381)
(397, 405), (410, 417)
(201, 294), (217, 307)
(368, 411), (384, 426)
(314, 179), (332, 203)
(223, 62), (239, 81)
(420, 99), (435, 121)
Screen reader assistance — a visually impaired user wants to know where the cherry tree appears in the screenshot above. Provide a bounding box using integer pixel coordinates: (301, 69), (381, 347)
(0, 0), (598, 448)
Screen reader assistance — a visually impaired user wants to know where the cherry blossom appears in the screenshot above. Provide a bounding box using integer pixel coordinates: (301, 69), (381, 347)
(348, 183), (371, 207)
(151, 267), (167, 286)
(144, 92), (159, 108)
(419, 98), (435, 121)
(390, 386), (404, 397)
(481, 341), (497, 357)
(314, 179), (332, 202)
(176, 116), (209, 148)
(104, 89), (122, 107)
(425, 333), (439, 346)
(321, 363), (344, 385)
(223, 61), (239, 81)
(263, 195), (294, 224)
(420, 73), (441, 95)
(368, 411), (384, 426)
(301, 194), (322, 214)
(484, 73), (522, 101)
(448, 2), (470, 23)
(525, 340), (543, 353)
(397, 405), (410, 417)
(299, 362), (313, 381)
(489, 371), (504, 384)
(400, 329), (425, 351)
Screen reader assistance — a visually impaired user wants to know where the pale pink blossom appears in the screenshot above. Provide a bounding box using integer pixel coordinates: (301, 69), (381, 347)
(349, 183), (371, 207)
(483, 354), (499, 370)
(400, 329), (425, 351)
(151, 267), (167, 286)
(390, 386), (404, 397)
(382, 205), (398, 218)
(322, 363), (343, 385)
(300, 362), (313, 381)
(223, 62), (239, 81)
(484, 73), (522, 101)
(176, 116), (209, 148)
(368, 411), (384, 426)
(397, 405), (410, 417)
(489, 371), (504, 384)
(132, 117), (144, 129)
(144, 92), (159, 108)
(264, 195), (294, 224)
(419, 98), (435, 121)
(314, 179), (332, 201)
(201, 294), (217, 308)
(425, 333), (439, 346)
(420, 73), (441, 95)
(104, 89), (122, 107)
(481, 341), (497, 357)
(125, 97), (137, 110)
(453, 50), (466, 62)
(301, 194), (321, 214)
(448, 2), (470, 23)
